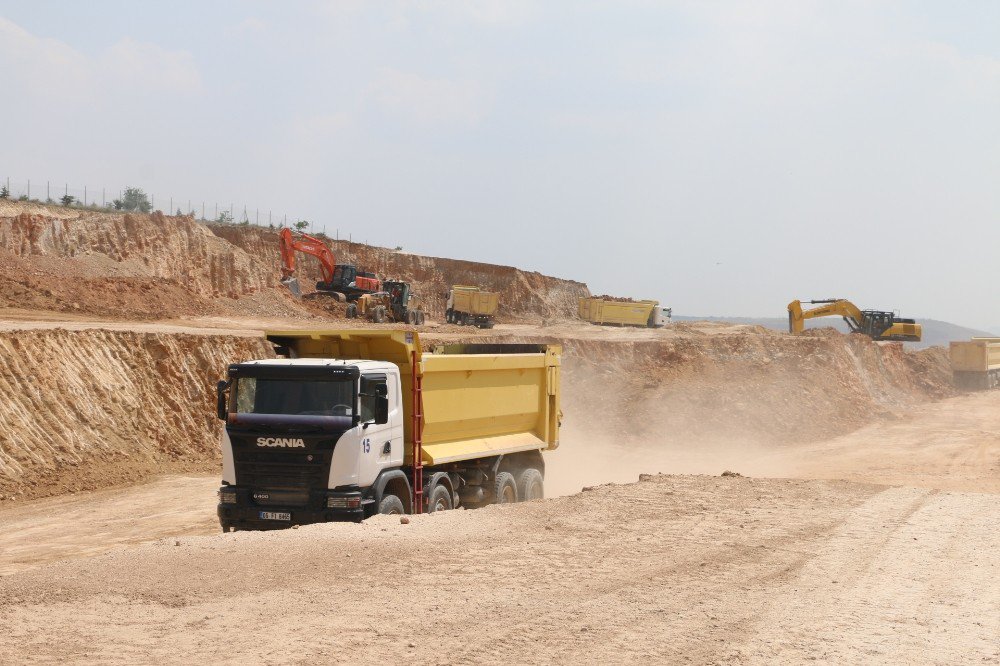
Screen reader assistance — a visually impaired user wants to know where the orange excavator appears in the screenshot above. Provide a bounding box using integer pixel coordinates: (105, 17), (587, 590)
(279, 228), (381, 301)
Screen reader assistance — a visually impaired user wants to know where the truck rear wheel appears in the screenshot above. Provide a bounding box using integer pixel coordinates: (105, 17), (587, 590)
(427, 484), (453, 513)
(516, 468), (544, 501)
(378, 494), (405, 515)
(446, 308), (454, 324)
(493, 472), (518, 504)
(417, 311), (425, 325)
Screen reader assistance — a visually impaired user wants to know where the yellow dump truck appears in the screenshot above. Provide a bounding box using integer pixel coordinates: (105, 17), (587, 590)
(216, 329), (561, 529)
(578, 297), (671, 328)
(950, 338), (1000, 390)
(446, 285), (499, 328)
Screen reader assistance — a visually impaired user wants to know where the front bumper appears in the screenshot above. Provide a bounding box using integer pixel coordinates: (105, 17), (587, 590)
(217, 486), (367, 530)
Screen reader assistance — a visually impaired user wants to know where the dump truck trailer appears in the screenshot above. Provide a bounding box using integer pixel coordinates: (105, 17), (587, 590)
(446, 286), (498, 328)
(578, 297), (671, 328)
(950, 338), (1000, 390)
(216, 329), (561, 530)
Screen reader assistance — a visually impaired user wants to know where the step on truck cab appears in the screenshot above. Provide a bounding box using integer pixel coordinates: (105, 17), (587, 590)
(216, 329), (561, 530)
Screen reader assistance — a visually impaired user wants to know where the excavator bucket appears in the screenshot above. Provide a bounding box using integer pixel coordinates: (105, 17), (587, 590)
(281, 277), (302, 299)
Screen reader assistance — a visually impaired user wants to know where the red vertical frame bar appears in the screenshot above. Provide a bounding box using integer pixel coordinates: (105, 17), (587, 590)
(411, 350), (424, 513)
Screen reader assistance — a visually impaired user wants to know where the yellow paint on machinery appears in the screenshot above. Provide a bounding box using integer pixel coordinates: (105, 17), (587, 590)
(578, 297), (664, 328)
(950, 337), (1000, 390)
(451, 286), (499, 316)
(264, 330), (561, 465)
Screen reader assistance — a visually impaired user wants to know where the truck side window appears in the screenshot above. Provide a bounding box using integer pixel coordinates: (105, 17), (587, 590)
(359, 374), (387, 423)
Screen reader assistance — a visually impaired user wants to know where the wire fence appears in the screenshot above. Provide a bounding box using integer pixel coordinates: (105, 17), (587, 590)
(0, 175), (358, 241)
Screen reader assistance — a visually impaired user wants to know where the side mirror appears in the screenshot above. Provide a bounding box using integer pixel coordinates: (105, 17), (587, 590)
(375, 383), (388, 397)
(216, 380), (229, 421)
(374, 396), (389, 425)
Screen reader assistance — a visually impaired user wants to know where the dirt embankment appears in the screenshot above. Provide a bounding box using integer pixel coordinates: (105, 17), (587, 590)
(0, 202), (588, 322)
(0, 329), (271, 502)
(209, 224), (589, 321)
(0, 324), (953, 504)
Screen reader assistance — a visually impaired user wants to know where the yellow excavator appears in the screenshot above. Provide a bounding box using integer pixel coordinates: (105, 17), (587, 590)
(788, 299), (922, 342)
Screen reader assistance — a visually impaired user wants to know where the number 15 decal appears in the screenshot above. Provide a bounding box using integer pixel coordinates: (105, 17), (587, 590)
(362, 438), (371, 453)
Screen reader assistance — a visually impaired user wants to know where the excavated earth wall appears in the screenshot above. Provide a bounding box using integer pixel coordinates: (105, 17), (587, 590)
(209, 224), (589, 321)
(0, 202), (588, 321)
(0, 329), (271, 502)
(0, 326), (952, 504)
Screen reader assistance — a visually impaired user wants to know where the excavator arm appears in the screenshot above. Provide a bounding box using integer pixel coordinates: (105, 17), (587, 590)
(788, 299), (866, 334)
(279, 228), (337, 297)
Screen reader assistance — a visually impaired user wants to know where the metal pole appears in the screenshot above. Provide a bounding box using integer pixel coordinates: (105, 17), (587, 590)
(27, 179), (30, 199)
(203, 202), (206, 219)
(102, 188), (105, 207)
(170, 197), (172, 213)
(84, 186), (87, 206)
(47, 181), (50, 201)
(214, 203), (217, 218)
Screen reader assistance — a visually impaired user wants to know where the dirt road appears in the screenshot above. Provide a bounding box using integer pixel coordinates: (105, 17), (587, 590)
(0, 474), (996, 664)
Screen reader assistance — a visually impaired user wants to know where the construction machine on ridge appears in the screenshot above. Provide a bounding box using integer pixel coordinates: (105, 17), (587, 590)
(787, 298), (921, 342)
(279, 228), (381, 301)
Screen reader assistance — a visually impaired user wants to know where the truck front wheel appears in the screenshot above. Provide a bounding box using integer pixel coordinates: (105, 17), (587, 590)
(378, 494), (405, 515)
(493, 472), (518, 504)
(516, 468), (544, 501)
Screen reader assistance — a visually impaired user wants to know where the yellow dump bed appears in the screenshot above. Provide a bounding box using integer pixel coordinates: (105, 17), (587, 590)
(950, 338), (1000, 372)
(579, 297), (659, 327)
(265, 330), (560, 466)
(451, 286), (499, 316)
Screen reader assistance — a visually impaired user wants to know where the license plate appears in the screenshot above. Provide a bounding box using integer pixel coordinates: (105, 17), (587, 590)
(259, 511), (291, 521)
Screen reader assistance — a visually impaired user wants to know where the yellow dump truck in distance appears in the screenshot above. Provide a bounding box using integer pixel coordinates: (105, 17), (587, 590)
(446, 285), (499, 328)
(950, 337), (1000, 390)
(579, 297), (671, 328)
(216, 329), (560, 529)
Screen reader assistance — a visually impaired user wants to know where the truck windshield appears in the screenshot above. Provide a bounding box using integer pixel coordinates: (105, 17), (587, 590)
(235, 377), (354, 417)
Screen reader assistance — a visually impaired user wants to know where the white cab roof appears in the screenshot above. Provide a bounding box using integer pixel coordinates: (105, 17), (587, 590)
(240, 359), (397, 373)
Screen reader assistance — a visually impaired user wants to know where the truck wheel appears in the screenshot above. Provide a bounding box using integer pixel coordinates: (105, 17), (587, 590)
(446, 309), (454, 324)
(373, 305), (386, 323)
(406, 310), (416, 325)
(427, 484), (453, 513)
(346, 303), (358, 319)
(378, 494), (405, 515)
(462, 313), (471, 326)
(417, 311), (426, 325)
(493, 472), (518, 504)
(516, 468), (544, 501)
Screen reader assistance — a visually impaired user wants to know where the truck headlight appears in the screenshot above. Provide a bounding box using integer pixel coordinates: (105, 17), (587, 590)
(219, 489), (237, 504)
(327, 496), (361, 509)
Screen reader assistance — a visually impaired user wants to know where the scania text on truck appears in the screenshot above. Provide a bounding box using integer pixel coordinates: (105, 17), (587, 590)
(216, 330), (561, 530)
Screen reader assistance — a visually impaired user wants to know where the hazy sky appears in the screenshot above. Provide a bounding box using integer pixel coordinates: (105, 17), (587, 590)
(1, 1), (998, 326)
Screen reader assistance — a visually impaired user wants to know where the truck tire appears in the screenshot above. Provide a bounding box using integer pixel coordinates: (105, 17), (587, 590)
(378, 494), (405, 515)
(427, 484), (453, 513)
(406, 310), (416, 325)
(346, 303), (358, 319)
(446, 308), (454, 324)
(516, 468), (544, 501)
(493, 471), (518, 504)
(373, 305), (386, 323)
(417, 311), (426, 325)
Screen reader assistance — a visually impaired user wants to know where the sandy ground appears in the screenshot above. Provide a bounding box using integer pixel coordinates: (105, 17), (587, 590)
(0, 475), (996, 665)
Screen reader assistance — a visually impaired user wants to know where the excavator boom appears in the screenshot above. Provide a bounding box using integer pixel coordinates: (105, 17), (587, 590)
(278, 228), (381, 300)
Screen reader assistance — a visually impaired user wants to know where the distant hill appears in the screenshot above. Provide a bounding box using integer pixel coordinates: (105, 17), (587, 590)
(673, 315), (995, 349)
